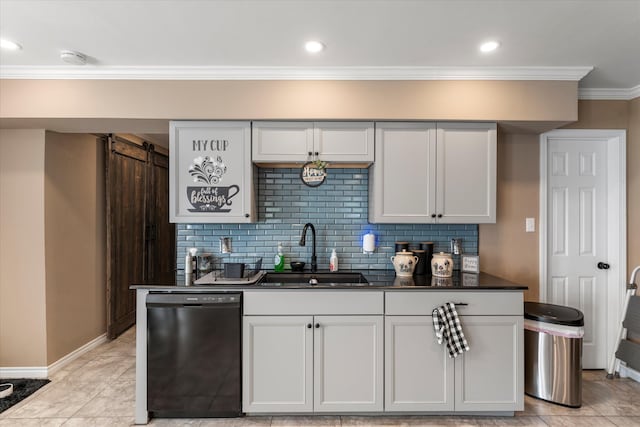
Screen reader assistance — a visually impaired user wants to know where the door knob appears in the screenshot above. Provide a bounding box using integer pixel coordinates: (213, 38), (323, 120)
(597, 262), (610, 270)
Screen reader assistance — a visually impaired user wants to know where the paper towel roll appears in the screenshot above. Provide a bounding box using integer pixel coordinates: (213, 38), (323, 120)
(363, 233), (376, 252)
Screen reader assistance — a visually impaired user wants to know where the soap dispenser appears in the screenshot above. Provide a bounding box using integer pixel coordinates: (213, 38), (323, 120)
(329, 248), (339, 272)
(274, 242), (285, 272)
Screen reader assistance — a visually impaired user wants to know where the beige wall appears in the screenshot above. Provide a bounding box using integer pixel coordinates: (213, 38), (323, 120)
(44, 132), (106, 365)
(0, 79), (577, 123)
(479, 133), (540, 301)
(0, 129), (48, 367)
(0, 130), (106, 369)
(480, 98), (640, 301)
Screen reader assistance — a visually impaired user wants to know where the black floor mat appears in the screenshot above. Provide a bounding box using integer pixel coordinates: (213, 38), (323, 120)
(0, 378), (50, 413)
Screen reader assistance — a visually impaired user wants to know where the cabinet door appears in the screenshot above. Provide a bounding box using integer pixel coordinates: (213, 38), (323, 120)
(252, 121), (314, 162)
(169, 121), (254, 223)
(369, 122), (437, 223)
(455, 315), (524, 411)
(314, 122), (374, 162)
(385, 316), (454, 411)
(313, 315), (383, 412)
(436, 123), (496, 223)
(243, 316), (313, 413)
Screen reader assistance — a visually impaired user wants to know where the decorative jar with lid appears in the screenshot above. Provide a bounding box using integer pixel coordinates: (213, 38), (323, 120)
(431, 252), (453, 277)
(391, 250), (419, 277)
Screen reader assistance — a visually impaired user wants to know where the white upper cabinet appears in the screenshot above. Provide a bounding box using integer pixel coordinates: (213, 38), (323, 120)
(436, 123), (497, 223)
(252, 122), (314, 163)
(369, 122), (437, 223)
(252, 121), (374, 163)
(169, 121), (254, 223)
(370, 122), (496, 224)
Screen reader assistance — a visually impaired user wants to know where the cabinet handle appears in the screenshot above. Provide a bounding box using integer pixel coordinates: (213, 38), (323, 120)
(245, 213), (250, 218)
(315, 323), (320, 328)
(437, 214), (443, 218)
(454, 302), (468, 306)
(307, 323), (312, 329)
(314, 151), (319, 156)
(431, 213), (436, 218)
(308, 151), (313, 156)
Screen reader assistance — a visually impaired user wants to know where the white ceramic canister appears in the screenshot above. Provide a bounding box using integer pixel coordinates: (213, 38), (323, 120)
(391, 251), (419, 277)
(431, 252), (453, 277)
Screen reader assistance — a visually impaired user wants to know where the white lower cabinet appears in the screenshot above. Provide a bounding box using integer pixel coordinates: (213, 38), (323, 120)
(314, 315), (383, 412)
(384, 291), (524, 413)
(385, 316), (455, 411)
(243, 290), (523, 415)
(454, 316), (524, 411)
(243, 316), (313, 413)
(243, 314), (383, 413)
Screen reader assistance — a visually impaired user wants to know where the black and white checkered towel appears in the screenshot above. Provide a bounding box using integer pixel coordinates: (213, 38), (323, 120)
(432, 302), (470, 358)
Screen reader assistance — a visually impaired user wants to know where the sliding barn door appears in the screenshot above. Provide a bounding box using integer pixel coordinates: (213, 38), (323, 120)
(105, 135), (175, 339)
(145, 147), (175, 282)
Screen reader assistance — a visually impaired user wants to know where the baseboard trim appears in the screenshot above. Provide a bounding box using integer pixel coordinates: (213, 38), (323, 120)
(619, 364), (640, 383)
(48, 333), (108, 376)
(0, 333), (107, 379)
(0, 366), (48, 379)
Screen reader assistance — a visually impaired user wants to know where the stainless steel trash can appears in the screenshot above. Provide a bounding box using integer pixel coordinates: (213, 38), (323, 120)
(524, 302), (584, 407)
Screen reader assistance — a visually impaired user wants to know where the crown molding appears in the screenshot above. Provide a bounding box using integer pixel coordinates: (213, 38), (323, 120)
(0, 65), (593, 81)
(579, 85), (640, 100)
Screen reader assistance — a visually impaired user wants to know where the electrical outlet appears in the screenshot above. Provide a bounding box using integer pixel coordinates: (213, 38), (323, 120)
(525, 218), (536, 233)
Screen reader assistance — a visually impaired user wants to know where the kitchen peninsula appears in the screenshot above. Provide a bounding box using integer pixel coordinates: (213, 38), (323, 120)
(132, 270), (527, 424)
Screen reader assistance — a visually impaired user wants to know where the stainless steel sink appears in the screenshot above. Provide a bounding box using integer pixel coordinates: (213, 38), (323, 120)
(260, 272), (369, 286)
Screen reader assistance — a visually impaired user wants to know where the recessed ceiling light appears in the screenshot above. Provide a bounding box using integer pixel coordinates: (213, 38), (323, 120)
(480, 41), (500, 53)
(60, 50), (87, 65)
(0, 38), (22, 50)
(305, 40), (324, 53)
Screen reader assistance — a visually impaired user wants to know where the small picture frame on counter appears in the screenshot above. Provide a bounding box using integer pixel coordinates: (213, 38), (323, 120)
(461, 255), (480, 273)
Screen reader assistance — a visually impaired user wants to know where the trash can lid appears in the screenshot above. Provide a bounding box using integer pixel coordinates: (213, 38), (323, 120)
(524, 301), (584, 326)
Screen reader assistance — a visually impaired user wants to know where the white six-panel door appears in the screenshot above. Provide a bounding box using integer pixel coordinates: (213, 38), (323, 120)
(542, 130), (626, 369)
(547, 137), (607, 368)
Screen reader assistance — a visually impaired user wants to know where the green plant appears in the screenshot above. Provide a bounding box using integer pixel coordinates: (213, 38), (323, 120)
(312, 159), (328, 170)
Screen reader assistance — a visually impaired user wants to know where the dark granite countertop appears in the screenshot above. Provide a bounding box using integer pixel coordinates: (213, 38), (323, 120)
(131, 269), (527, 291)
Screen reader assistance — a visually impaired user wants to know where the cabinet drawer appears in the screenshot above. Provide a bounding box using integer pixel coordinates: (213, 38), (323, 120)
(385, 291), (522, 316)
(244, 291), (384, 315)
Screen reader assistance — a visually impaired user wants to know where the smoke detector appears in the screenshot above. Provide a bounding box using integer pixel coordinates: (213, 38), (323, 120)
(60, 50), (87, 65)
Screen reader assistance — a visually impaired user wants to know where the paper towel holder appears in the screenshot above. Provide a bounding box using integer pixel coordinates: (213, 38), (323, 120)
(362, 232), (376, 254)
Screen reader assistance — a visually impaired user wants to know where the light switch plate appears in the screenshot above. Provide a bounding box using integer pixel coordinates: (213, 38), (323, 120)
(525, 217), (535, 233)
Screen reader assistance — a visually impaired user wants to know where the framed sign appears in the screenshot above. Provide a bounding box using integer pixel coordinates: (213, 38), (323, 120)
(461, 255), (480, 273)
(300, 161), (327, 187)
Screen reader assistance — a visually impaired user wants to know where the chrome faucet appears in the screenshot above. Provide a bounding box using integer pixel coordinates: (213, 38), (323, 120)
(299, 223), (317, 273)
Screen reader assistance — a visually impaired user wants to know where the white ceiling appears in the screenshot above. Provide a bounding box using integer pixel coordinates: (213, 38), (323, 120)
(1, 0), (639, 98)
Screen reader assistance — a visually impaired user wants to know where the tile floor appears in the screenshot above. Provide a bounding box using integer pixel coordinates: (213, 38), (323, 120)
(2, 327), (640, 426)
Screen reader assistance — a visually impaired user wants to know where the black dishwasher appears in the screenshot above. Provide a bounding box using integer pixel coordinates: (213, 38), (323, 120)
(147, 292), (242, 418)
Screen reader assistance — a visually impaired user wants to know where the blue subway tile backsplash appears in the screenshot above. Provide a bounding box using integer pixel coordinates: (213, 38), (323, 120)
(176, 168), (478, 271)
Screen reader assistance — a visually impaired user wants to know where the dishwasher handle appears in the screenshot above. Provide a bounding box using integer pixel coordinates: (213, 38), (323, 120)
(147, 293), (241, 307)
